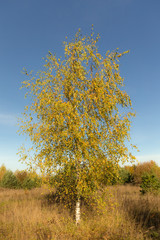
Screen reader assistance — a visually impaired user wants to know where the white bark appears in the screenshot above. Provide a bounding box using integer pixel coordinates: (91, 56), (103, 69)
(75, 197), (81, 225)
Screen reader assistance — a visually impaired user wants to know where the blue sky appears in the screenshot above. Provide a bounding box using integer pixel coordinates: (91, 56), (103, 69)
(0, 0), (160, 171)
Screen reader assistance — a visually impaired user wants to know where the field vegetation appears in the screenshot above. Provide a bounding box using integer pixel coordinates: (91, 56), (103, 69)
(0, 161), (160, 240)
(0, 184), (160, 239)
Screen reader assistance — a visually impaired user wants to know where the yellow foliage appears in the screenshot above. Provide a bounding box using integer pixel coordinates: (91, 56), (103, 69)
(0, 164), (7, 181)
(18, 28), (136, 200)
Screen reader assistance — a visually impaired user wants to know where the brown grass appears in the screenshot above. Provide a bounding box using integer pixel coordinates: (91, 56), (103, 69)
(0, 185), (159, 239)
(113, 185), (160, 239)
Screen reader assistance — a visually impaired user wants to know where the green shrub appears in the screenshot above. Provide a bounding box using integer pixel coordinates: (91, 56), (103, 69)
(0, 170), (20, 189)
(119, 167), (133, 184)
(140, 172), (160, 194)
(22, 177), (41, 190)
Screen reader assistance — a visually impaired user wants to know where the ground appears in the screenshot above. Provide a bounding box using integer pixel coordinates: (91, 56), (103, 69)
(0, 185), (160, 240)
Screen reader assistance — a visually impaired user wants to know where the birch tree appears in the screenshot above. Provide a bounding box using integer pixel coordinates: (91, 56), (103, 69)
(19, 29), (136, 224)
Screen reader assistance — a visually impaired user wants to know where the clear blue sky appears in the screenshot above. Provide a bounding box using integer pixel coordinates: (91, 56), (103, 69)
(0, 0), (160, 171)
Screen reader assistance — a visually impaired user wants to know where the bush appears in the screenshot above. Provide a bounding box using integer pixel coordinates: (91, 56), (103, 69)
(119, 167), (133, 184)
(140, 172), (160, 194)
(0, 170), (20, 189)
(22, 177), (38, 190)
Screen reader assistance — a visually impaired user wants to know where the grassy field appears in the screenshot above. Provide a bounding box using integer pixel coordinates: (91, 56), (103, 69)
(0, 185), (160, 240)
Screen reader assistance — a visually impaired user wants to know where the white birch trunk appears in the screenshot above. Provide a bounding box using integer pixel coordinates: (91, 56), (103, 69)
(75, 197), (81, 225)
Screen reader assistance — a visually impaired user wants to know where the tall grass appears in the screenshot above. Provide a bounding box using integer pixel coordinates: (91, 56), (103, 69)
(0, 185), (159, 239)
(114, 185), (160, 239)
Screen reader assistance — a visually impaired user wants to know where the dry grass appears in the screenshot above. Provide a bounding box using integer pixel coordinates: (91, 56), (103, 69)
(113, 185), (160, 239)
(0, 185), (159, 239)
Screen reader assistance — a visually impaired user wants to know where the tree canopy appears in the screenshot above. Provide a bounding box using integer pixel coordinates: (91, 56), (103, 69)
(19, 29), (136, 203)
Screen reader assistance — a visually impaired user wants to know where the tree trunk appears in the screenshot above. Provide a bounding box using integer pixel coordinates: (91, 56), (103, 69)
(75, 197), (81, 225)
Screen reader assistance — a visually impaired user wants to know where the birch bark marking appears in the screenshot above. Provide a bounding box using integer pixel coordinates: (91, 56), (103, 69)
(76, 160), (81, 225)
(76, 197), (81, 225)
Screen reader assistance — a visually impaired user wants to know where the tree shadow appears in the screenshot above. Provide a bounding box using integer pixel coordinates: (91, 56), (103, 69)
(122, 197), (160, 239)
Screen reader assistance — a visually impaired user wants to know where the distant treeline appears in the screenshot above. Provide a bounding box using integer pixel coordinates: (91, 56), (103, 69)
(0, 160), (160, 191)
(119, 160), (160, 185)
(0, 166), (41, 190)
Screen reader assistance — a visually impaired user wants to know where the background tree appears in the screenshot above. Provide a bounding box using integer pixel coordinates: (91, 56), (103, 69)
(15, 170), (41, 189)
(132, 160), (160, 185)
(0, 170), (20, 189)
(19, 29), (136, 224)
(15, 170), (28, 184)
(140, 172), (160, 194)
(0, 164), (7, 182)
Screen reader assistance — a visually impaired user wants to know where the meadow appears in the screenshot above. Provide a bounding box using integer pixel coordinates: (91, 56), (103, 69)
(0, 185), (160, 240)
